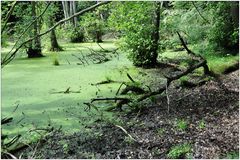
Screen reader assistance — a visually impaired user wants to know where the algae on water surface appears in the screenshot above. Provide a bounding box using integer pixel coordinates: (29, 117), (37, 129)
(1, 42), (140, 142)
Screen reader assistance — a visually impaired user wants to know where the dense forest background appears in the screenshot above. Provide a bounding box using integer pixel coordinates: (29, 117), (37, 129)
(1, 1), (239, 159)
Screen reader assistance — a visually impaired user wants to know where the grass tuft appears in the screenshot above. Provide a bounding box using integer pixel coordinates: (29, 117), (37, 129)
(167, 143), (192, 159)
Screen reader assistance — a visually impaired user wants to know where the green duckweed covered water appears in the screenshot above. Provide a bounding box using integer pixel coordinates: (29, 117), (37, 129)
(2, 41), (141, 142)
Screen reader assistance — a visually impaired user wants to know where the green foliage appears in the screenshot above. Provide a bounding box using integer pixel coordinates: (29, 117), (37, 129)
(63, 143), (69, 154)
(80, 5), (108, 42)
(52, 54), (60, 66)
(205, 54), (239, 74)
(198, 119), (206, 129)
(161, 1), (239, 55)
(150, 96), (157, 103)
(69, 27), (85, 43)
(179, 76), (190, 83)
(167, 143), (192, 159)
(156, 128), (165, 136)
(225, 151), (239, 159)
(1, 33), (9, 47)
(108, 2), (159, 66)
(208, 2), (239, 52)
(175, 119), (188, 131)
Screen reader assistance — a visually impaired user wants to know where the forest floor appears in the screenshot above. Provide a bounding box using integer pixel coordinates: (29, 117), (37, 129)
(15, 70), (239, 159)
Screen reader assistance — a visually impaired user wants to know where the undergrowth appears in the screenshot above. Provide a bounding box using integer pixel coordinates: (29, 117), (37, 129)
(167, 143), (192, 159)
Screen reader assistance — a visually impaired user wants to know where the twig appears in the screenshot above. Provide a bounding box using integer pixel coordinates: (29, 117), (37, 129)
(176, 93), (192, 101)
(115, 82), (126, 96)
(115, 125), (137, 142)
(166, 83), (170, 113)
(72, 54), (85, 66)
(5, 135), (21, 147)
(2, 152), (18, 159)
(127, 73), (135, 82)
(1, 117), (13, 124)
(65, 58), (70, 65)
(30, 139), (41, 159)
(91, 79), (120, 85)
(12, 104), (19, 113)
(16, 117), (25, 124)
(96, 43), (110, 52)
(91, 97), (130, 103)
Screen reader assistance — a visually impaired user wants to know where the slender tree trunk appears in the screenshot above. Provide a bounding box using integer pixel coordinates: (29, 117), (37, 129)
(72, 1), (77, 27)
(94, 1), (103, 43)
(62, 1), (70, 25)
(230, 1), (239, 27)
(62, 1), (67, 18)
(150, 2), (162, 65)
(27, 1), (43, 58)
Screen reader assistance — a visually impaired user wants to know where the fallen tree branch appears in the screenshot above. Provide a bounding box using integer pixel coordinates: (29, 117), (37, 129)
(180, 79), (208, 88)
(12, 104), (19, 113)
(1, 117), (13, 125)
(89, 32), (216, 111)
(176, 31), (214, 76)
(127, 73), (135, 83)
(91, 97), (130, 103)
(91, 79), (123, 86)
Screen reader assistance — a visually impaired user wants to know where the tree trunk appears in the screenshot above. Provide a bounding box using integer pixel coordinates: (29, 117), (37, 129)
(27, 1), (43, 58)
(62, 1), (70, 25)
(49, 18), (63, 51)
(93, 1), (103, 43)
(62, 1), (67, 18)
(95, 31), (103, 43)
(230, 1), (239, 27)
(150, 2), (162, 65)
(72, 1), (77, 27)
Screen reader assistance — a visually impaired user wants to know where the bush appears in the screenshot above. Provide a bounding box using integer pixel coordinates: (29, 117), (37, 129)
(208, 2), (239, 53)
(225, 151), (239, 159)
(108, 2), (159, 67)
(69, 28), (85, 43)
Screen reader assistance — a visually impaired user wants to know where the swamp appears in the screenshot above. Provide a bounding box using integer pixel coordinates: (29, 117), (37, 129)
(1, 1), (239, 159)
